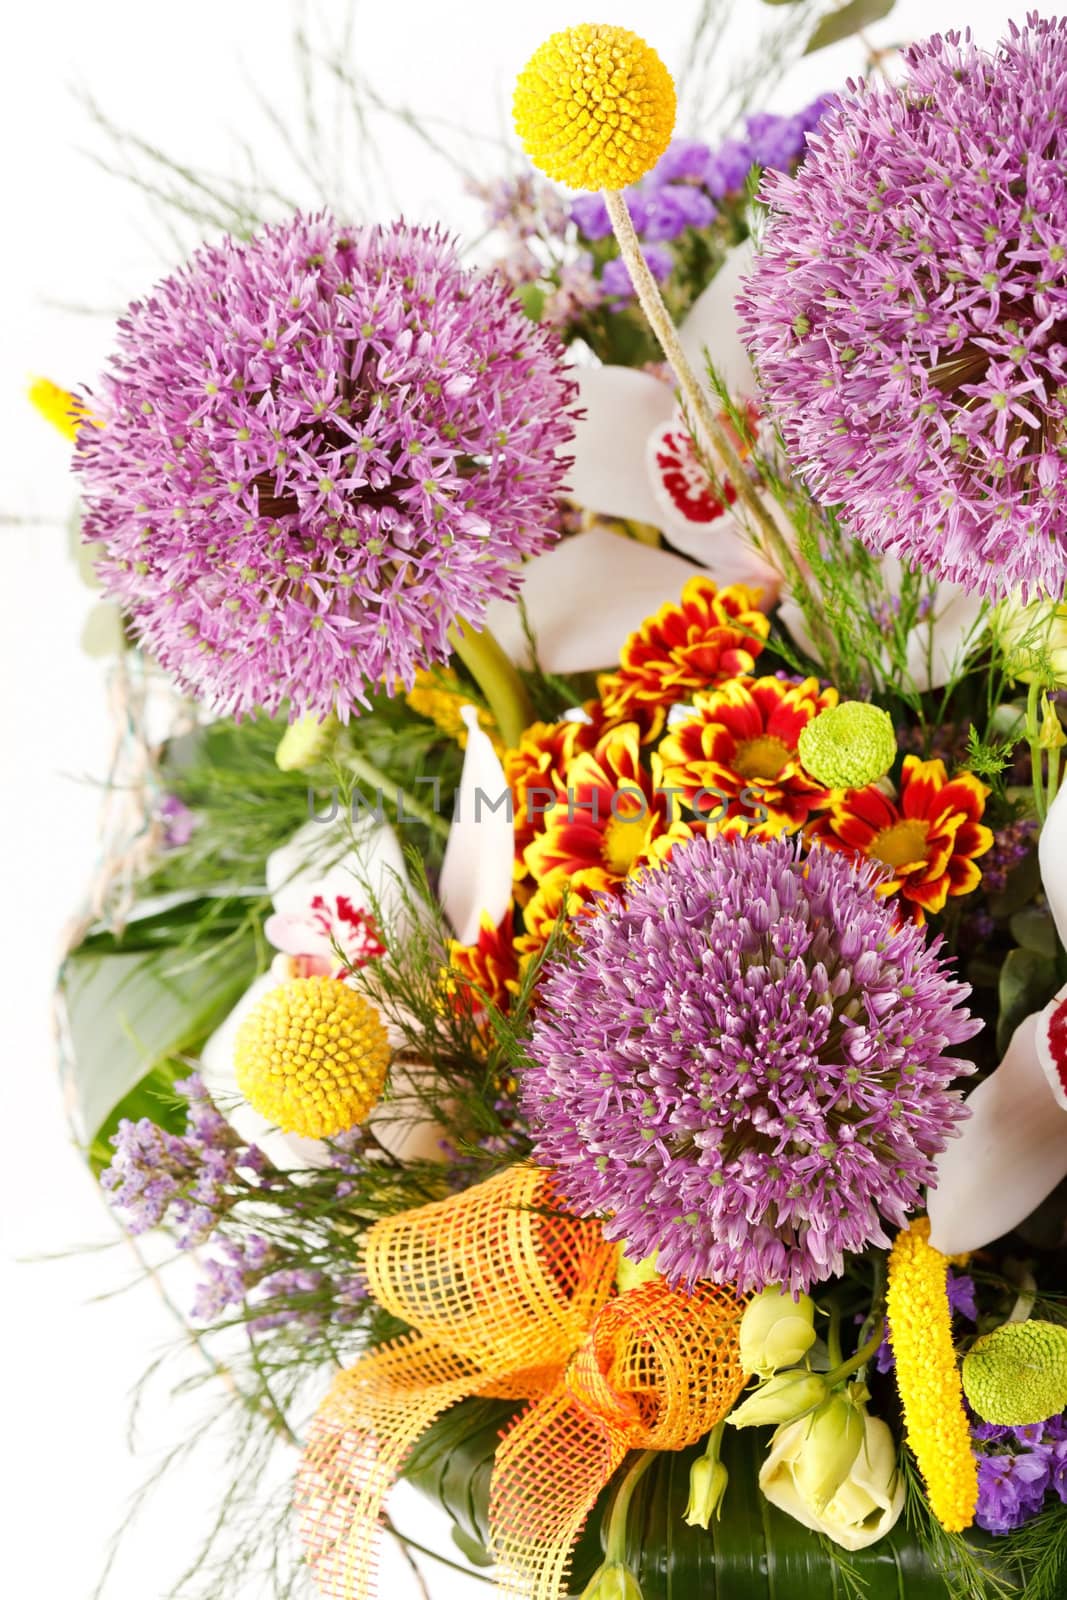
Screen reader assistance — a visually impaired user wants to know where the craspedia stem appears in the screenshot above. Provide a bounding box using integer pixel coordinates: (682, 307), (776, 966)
(603, 188), (792, 575)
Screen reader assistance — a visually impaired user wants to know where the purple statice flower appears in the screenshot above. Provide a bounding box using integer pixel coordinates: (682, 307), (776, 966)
(249, 1266), (326, 1333)
(601, 243), (674, 300)
(158, 794), (196, 849)
(102, 1076), (263, 1246)
(470, 173), (568, 241)
(739, 19), (1067, 599)
(569, 192), (612, 240)
(743, 111), (807, 172)
(704, 137), (754, 200)
(333, 1273), (370, 1325)
(981, 817), (1038, 895)
(522, 834), (980, 1294)
(976, 1451), (1051, 1534)
(648, 139), (713, 186)
(542, 253), (604, 333)
(642, 185), (716, 243)
(76, 214), (577, 720)
(191, 1233), (275, 1321)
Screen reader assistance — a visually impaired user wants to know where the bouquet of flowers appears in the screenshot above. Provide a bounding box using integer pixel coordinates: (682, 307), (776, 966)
(46, 7), (1067, 1598)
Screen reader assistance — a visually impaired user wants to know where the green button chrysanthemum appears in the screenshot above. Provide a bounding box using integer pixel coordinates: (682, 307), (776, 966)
(962, 1319), (1067, 1426)
(797, 701), (897, 790)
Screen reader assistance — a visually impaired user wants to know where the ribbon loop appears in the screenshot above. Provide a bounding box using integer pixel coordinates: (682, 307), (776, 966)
(296, 1165), (748, 1600)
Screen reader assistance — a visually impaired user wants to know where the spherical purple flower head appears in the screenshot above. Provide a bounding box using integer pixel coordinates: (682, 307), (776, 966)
(76, 213), (577, 719)
(522, 834), (979, 1294)
(738, 19), (1067, 599)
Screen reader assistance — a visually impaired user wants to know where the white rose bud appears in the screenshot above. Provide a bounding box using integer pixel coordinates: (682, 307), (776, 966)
(739, 1285), (817, 1376)
(759, 1409), (905, 1552)
(728, 1370), (829, 1429)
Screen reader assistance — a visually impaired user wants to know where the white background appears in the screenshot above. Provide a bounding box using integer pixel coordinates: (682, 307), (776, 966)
(0, 2), (1024, 1595)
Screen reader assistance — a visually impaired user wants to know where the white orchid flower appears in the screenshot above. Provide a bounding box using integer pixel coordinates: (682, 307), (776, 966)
(927, 783), (1067, 1254)
(486, 244), (785, 674)
(200, 710), (513, 1170)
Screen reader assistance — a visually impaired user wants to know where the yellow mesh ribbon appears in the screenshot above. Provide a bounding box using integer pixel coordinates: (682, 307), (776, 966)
(296, 1164), (748, 1600)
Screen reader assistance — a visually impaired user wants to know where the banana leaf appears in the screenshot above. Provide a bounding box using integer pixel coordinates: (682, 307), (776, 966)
(57, 895), (262, 1165)
(401, 1398), (1026, 1599)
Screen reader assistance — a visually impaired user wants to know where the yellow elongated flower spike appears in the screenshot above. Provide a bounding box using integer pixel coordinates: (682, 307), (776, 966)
(886, 1218), (978, 1532)
(514, 24), (676, 191)
(234, 976), (390, 1139)
(28, 377), (98, 442)
(405, 668), (503, 756)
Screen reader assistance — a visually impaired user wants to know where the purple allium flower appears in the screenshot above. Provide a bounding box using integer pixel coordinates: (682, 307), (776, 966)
(601, 243), (674, 300)
(522, 834), (979, 1293)
(739, 19), (1067, 599)
(76, 213), (577, 719)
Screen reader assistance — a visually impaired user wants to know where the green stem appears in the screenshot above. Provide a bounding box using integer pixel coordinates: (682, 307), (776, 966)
(1026, 677), (1047, 824)
(604, 1449), (657, 1564)
(602, 188), (797, 584)
(449, 617), (534, 750)
(704, 1417), (726, 1460)
(824, 1324), (885, 1389)
(344, 750), (450, 840)
(826, 1302), (843, 1370)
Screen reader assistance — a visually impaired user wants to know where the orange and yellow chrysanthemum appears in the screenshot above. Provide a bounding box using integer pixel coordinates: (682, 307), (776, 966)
(523, 721), (697, 889)
(446, 910), (520, 1016)
(512, 873), (607, 974)
(504, 709), (606, 871)
(807, 756), (993, 919)
(655, 675), (838, 837)
(597, 576), (770, 740)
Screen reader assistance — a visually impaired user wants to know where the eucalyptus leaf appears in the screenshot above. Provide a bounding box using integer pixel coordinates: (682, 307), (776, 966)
(1009, 907), (1060, 961)
(997, 946), (1060, 1054)
(805, 0), (894, 54)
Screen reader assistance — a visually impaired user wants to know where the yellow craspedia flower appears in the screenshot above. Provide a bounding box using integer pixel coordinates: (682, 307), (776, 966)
(234, 976), (390, 1139)
(28, 377), (98, 442)
(886, 1217), (978, 1532)
(513, 24), (676, 192)
(406, 668), (503, 756)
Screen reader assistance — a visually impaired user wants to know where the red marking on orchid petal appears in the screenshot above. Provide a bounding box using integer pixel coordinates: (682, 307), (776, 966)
(1046, 997), (1067, 1099)
(654, 425), (734, 523)
(650, 403), (760, 526)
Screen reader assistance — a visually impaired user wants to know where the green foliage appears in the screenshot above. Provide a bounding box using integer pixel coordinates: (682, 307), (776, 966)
(60, 896), (265, 1167)
(806, 1), (896, 55)
(402, 1400), (1033, 1600)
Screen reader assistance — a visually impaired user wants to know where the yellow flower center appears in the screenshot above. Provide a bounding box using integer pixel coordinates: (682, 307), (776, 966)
(513, 24), (676, 191)
(869, 819), (930, 869)
(601, 809), (649, 876)
(734, 735), (792, 781)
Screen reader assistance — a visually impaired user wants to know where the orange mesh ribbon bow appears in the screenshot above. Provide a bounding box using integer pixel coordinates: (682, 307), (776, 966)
(296, 1164), (748, 1600)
